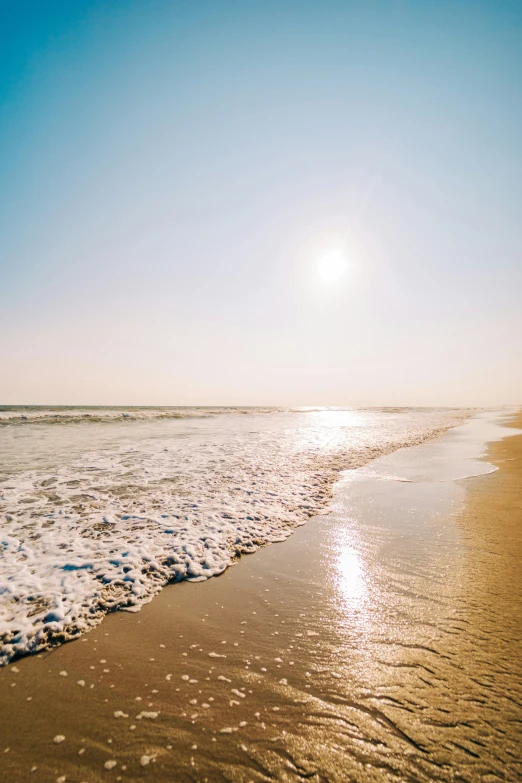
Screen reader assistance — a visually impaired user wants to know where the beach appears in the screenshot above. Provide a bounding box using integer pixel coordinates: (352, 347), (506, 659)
(2, 2), (521, 780)
(0, 408), (521, 782)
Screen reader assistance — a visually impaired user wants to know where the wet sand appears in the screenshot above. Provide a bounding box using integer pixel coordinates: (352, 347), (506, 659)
(0, 411), (521, 782)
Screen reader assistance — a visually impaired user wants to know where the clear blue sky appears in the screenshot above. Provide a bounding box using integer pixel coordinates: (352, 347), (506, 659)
(1, 0), (521, 405)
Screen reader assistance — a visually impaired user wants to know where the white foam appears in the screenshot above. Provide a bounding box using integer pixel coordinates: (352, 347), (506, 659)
(0, 407), (466, 664)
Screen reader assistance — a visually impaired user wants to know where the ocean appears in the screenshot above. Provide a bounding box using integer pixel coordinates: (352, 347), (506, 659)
(0, 406), (465, 665)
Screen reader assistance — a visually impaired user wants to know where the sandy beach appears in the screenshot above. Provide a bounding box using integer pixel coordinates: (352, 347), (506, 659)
(2, 2), (521, 780)
(0, 410), (521, 782)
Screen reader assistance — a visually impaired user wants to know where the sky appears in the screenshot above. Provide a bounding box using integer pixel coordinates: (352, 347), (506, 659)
(1, 0), (521, 406)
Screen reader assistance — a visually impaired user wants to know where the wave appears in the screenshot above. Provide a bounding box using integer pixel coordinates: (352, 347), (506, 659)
(0, 406), (288, 426)
(0, 408), (467, 665)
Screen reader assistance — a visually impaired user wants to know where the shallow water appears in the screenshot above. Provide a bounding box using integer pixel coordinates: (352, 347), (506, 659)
(0, 406), (466, 663)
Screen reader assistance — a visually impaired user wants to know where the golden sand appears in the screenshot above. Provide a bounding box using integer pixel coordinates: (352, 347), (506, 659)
(0, 412), (520, 782)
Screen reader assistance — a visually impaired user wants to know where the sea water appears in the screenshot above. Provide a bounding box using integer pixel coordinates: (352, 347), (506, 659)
(0, 406), (466, 664)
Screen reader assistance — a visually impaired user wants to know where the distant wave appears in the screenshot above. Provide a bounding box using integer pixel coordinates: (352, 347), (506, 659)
(0, 406), (288, 426)
(0, 405), (466, 427)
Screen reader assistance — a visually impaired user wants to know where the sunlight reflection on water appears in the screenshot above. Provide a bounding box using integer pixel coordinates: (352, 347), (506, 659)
(309, 408), (365, 427)
(336, 543), (366, 607)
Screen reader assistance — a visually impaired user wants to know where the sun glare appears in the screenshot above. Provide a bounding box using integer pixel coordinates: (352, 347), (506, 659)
(317, 250), (349, 282)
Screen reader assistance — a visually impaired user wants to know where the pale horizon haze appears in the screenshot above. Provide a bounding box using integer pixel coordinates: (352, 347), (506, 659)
(1, 0), (521, 407)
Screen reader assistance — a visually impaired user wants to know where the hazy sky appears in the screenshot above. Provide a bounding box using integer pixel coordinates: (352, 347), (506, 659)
(1, 0), (521, 406)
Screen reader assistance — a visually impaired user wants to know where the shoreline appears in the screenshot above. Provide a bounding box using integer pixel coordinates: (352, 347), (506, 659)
(0, 409), (520, 782)
(1, 407), (469, 666)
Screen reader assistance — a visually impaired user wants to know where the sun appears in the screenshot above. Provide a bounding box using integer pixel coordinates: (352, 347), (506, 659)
(317, 250), (348, 282)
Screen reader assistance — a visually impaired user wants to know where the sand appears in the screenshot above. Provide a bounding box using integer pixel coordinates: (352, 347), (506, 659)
(0, 411), (520, 782)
